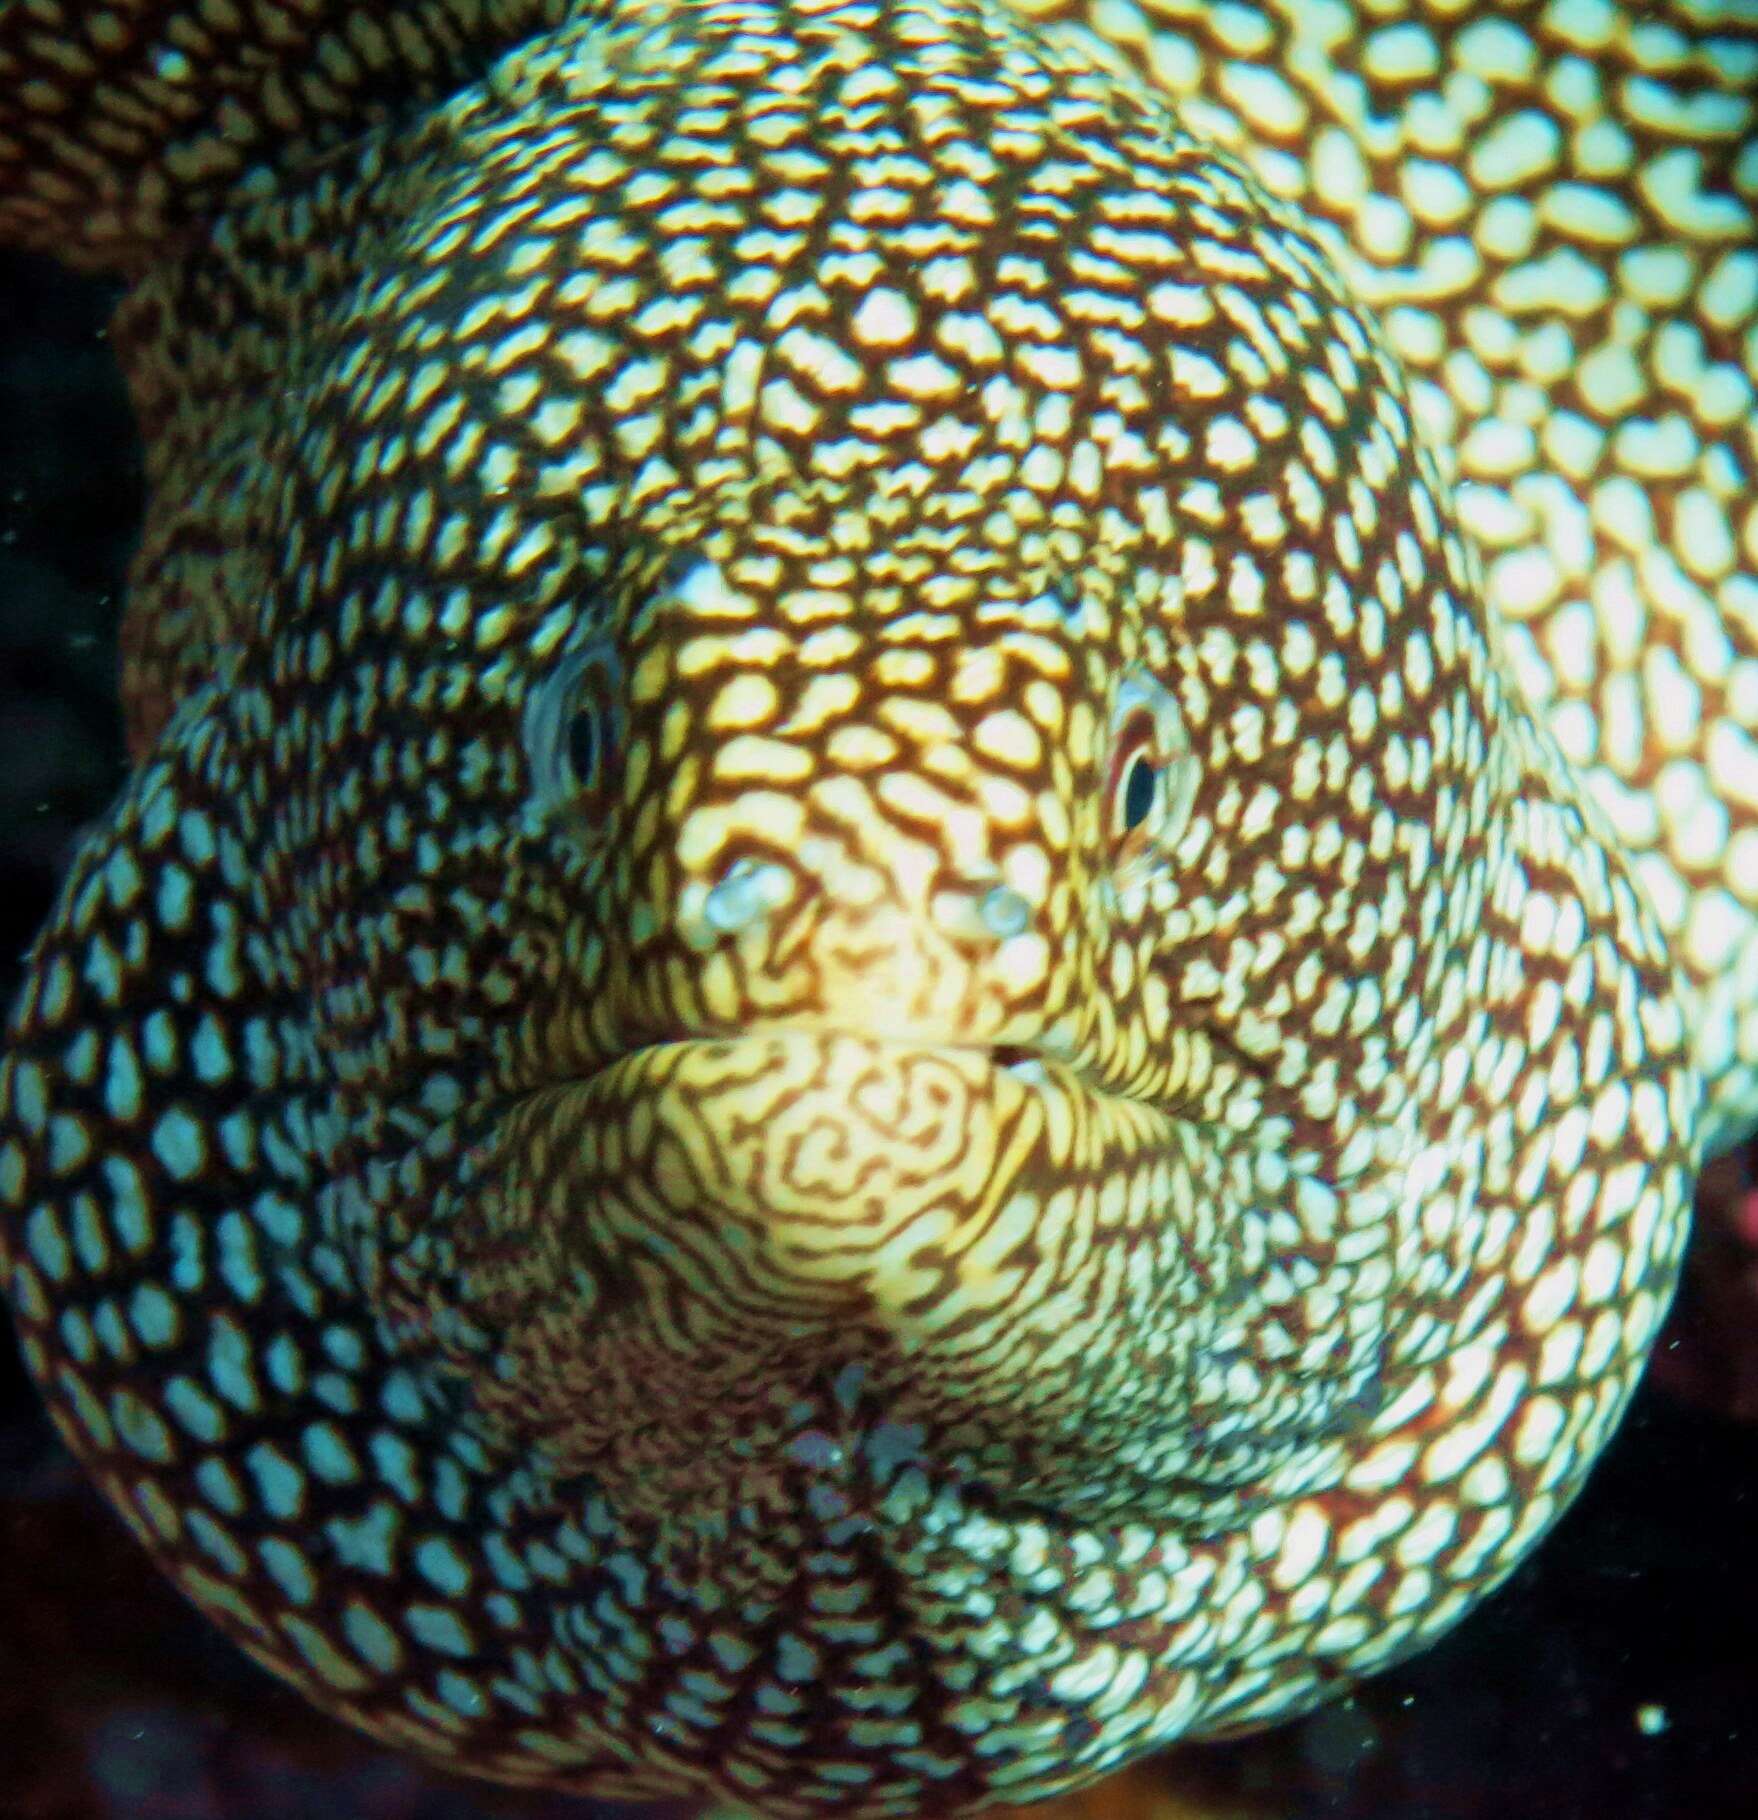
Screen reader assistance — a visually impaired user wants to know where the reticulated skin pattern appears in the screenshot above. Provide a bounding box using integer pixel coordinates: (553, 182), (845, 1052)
(0, 1), (1748, 1814)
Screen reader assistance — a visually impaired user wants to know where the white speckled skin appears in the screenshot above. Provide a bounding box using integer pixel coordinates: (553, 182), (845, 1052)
(1023, 0), (1758, 1151)
(0, 1), (1749, 1814)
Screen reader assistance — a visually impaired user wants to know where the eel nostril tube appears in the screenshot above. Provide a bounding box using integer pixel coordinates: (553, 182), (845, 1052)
(702, 858), (793, 936)
(978, 884), (1032, 940)
(930, 878), (1036, 945)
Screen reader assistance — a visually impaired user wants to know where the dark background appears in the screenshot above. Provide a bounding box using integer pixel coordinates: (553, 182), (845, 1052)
(2, 245), (1756, 1820)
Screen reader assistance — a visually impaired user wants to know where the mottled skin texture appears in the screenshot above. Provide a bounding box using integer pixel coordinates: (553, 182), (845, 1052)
(0, 1), (1751, 1815)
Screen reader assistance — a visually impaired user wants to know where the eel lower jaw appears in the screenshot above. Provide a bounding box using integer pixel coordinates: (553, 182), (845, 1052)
(418, 1029), (1254, 1519)
(389, 1027), (1402, 1541)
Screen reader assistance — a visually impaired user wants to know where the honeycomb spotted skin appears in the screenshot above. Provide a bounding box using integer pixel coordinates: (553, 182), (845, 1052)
(0, 1), (1744, 1814)
(1025, 0), (1758, 1150)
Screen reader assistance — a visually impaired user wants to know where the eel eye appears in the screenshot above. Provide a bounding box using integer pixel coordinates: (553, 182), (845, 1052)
(524, 636), (625, 825)
(566, 691), (613, 797)
(1103, 670), (1199, 877)
(1108, 711), (1162, 843)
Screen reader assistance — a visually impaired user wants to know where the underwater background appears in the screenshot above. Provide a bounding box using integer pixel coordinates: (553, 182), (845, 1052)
(2, 244), (1756, 1820)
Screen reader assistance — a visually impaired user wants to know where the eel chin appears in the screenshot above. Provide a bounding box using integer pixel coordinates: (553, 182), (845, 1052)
(394, 1033), (1371, 1534)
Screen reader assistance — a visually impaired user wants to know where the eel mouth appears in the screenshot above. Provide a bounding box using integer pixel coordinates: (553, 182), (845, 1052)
(452, 1028), (1224, 1517)
(441, 1031), (1392, 1526)
(480, 1026), (1182, 1324)
(575, 1022), (1096, 1101)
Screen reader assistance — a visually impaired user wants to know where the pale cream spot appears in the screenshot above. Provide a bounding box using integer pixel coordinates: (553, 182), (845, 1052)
(851, 289), (918, 347)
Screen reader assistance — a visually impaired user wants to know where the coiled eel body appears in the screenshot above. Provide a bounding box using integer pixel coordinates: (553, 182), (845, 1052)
(0, 1), (1753, 1812)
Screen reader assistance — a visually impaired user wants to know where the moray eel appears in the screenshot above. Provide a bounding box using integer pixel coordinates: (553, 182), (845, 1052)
(0, 0), (1753, 1812)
